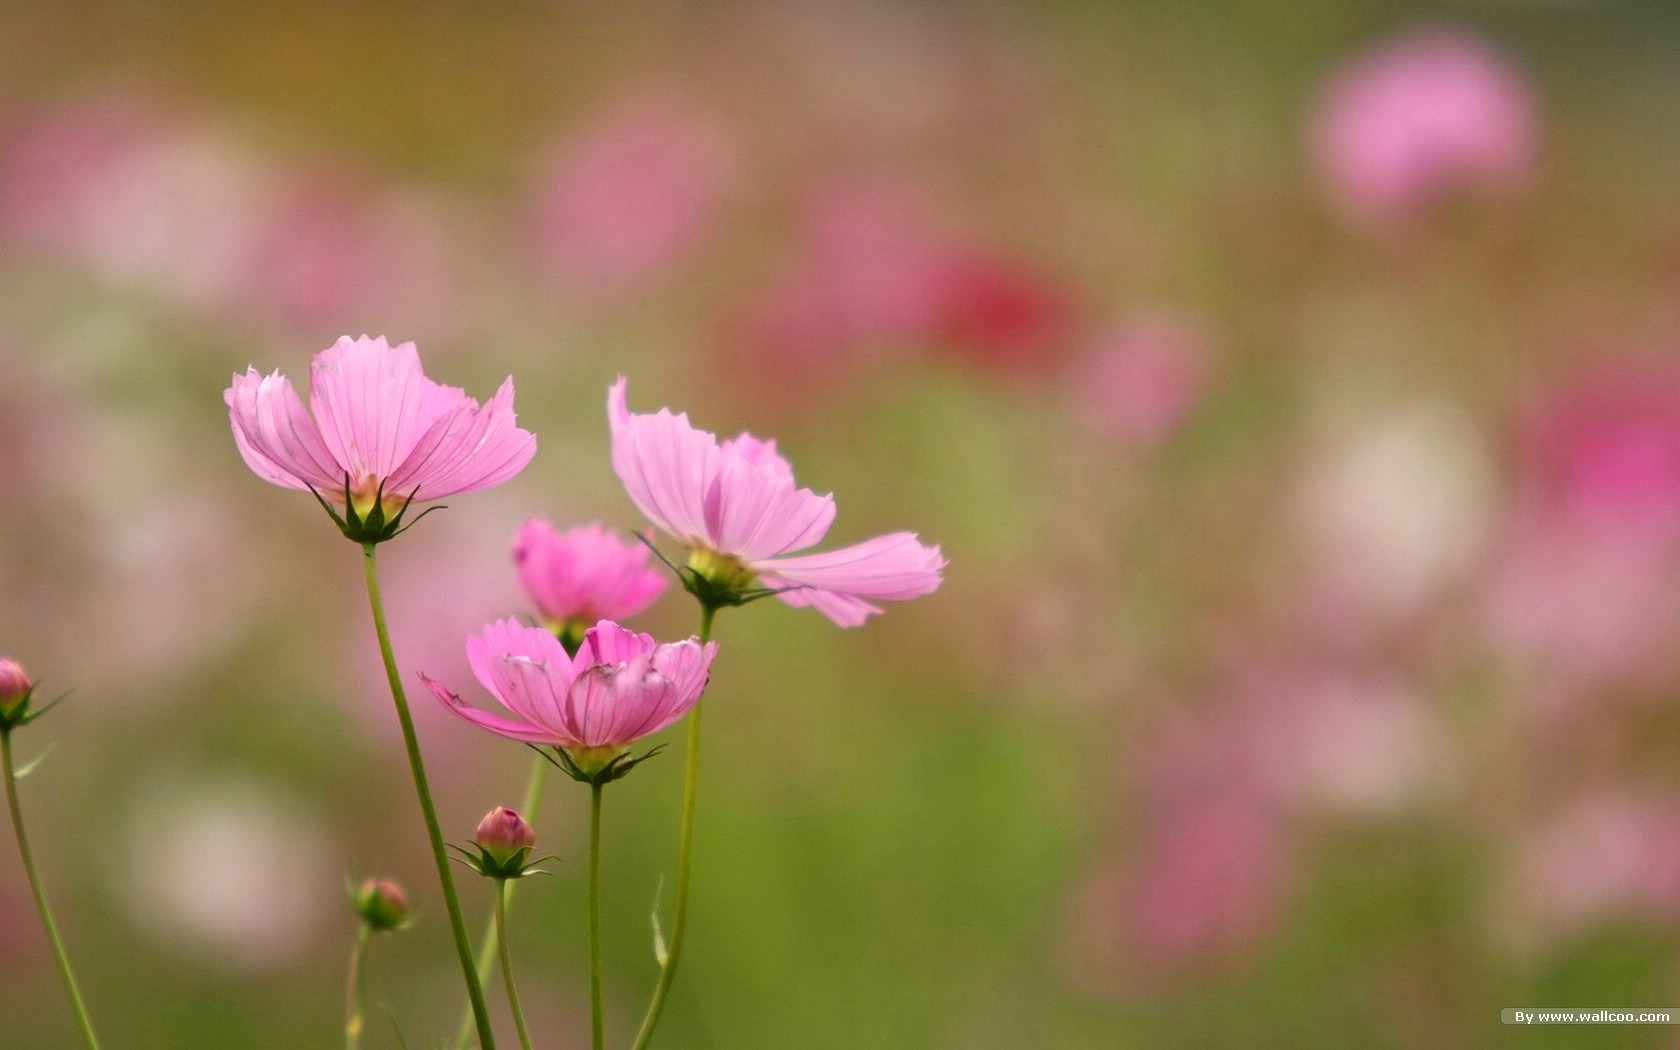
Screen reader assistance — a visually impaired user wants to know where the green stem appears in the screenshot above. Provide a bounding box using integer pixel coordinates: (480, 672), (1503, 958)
(455, 756), (550, 1050)
(496, 883), (535, 1050)
(590, 782), (605, 1050)
(361, 543), (497, 1050)
(1, 729), (101, 1050)
(629, 602), (716, 1050)
(345, 923), (371, 1050)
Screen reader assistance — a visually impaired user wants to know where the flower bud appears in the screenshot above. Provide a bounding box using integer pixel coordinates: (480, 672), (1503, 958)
(350, 877), (412, 932)
(475, 807), (535, 867)
(0, 659), (33, 723)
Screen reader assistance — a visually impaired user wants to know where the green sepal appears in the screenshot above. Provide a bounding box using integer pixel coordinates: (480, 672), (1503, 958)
(0, 686), (70, 733)
(447, 841), (558, 881)
(308, 476), (441, 545)
(632, 531), (804, 612)
(528, 742), (666, 786)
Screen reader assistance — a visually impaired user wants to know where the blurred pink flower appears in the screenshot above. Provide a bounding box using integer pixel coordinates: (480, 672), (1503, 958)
(513, 519), (667, 633)
(927, 252), (1077, 375)
(1484, 359), (1680, 687)
(712, 187), (951, 405)
(1519, 360), (1680, 543)
(238, 173), (454, 332)
(1073, 314), (1214, 446)
(1067, 796), (1291, 986)
(424, 618), (715, 766)
(225, 335), (536, 523)
(1311, 27), (1538, 232)
(1510, 790), (1680, 943)
(528, 89), (734, 301)
(608, 378), (945, 626)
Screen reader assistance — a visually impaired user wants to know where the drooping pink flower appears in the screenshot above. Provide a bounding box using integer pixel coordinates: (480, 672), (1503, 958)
(225, 335), (536, 537)
(513, 520), (667, 635)
(1311, 27), (1538, 232)
(423, 618), (716, 774)
(607, 378), (945, 626)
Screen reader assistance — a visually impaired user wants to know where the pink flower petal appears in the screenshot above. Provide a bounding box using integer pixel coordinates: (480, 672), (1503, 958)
(754, 532), (945, 600)
(225, 368), (344, 493)
(703, 454), (836, 562)
(512, 519), (667, 625)
(307, 336), (444, 483)
(387, 376), (537, 500)
(465, 619), (574, 731)
(608, 377), (718, 545)
(420, 673), (562, 745)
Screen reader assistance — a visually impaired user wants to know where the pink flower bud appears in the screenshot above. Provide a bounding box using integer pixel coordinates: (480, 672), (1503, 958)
(350, 877), (411, 932)
(475, 807), (535, 866)
(0, 659), (32, 718)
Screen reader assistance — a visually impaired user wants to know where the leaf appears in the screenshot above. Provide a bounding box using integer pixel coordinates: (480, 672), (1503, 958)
(650, 875), (669, 968)
(14, 743), (55, 779)
(652, 911), (669, 969)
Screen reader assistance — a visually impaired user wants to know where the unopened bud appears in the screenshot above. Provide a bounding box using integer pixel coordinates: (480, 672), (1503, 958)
(0, 659), (32, 723)
(475, 807), (535, 866)
(351, 877), (411, 932)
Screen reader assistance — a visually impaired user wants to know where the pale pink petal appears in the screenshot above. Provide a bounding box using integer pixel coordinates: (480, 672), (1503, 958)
(625, 639), (715, 738)
(572, 620), (659, 678)
(421, 673), (562, 745)
(719, 433), (795, 485)
(225, 368), (344, 493)
(754, 532), (945, 600)
(465, 618), (574, 730)
(761, 581), (883, 628)
(307, 336), (447, 482)
(608, 377), (717, 544)
(387, 377), (537, 500)
(703, 455), (836, 562)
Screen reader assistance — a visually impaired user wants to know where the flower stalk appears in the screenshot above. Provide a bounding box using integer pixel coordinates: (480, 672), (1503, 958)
(1, 726), (101, 1050)
(455, 757), (549, 1050)
(495, 882), (535, 1050)
(362, 543), (498, 1050)
(344, 923), (372, 1050)
(589, 781), (606, 1050)
(630, 601), (715, 1050)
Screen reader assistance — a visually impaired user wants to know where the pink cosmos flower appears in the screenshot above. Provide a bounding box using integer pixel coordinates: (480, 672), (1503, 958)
(607, 378), (945, 626)
(1311, 27), (1538, 232)
(225, 335), (536, 538)
(423, 618), (716, 777)
(513, 520), (667, 635)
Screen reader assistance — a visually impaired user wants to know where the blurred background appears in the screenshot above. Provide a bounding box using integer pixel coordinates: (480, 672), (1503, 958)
(2, 1), (1680, 1047)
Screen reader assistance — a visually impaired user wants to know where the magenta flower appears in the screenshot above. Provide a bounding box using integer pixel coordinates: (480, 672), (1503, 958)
(423, 618), (716, 783)
(225, 335), (536, 542)
(607, 378), (945, 626)
(513, 520), (667, 639)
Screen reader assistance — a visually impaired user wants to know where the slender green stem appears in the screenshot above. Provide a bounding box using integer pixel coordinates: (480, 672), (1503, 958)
(455, 757), (550, 1050)
(629, 602), (716, 1050)
(361, 543), (498, 1050)
(345, 923), (372, 1050)
(495, 883), (535, 1050)
(2, 730), (101, 1050)
(2, 729), (101, 1050)
(589, 782), (605, 1050)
